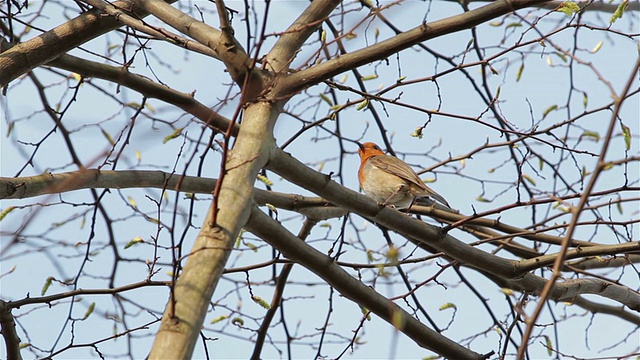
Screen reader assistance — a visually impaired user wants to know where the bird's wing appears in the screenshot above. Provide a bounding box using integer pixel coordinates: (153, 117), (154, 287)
(368, 155), (427, 190)
(369, 155), (450, 207)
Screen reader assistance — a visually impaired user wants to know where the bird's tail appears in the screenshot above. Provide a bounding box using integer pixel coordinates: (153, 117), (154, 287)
(415, 194), (451, 210)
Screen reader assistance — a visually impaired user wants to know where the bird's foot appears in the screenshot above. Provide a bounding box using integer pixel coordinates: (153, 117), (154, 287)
(377, 201), (396, 209)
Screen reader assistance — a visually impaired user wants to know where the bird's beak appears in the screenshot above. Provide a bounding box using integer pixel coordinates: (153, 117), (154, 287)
(356, 142), (364, 150)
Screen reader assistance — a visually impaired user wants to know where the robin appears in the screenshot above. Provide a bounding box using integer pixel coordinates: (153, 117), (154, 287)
(357, 142), (450, 209)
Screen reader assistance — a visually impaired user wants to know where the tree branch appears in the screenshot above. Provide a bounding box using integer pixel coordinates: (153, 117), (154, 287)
(0, 301), (22, 360)
(0, 170), (343, 220)
(517, 55), (640, 359)
(572, 295), (640, 325)
(0, 0), (174, 87)
(80, 0), (220, 58)
(265, 0), (341, 73)
(516, 242), (640, 273)
(147, 101), (279, 358)
(266, 146), (640, 311)
(130, 0), (259, 89)
(5, 280), (169, 308)
(245, 206), (487, 360)
(274, 0), (552, 96)
(452, 0), (640, 13)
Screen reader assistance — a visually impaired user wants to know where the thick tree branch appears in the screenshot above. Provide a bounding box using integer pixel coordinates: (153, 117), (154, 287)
(80, 0), (220, 58)
(516, 242), (640, 273)
(266, 146), (640, 311)
(130, 0), (261, 90)
(568, 254), (640, 270)
(147, 101), (279, 359)
(0, 0), (174, 87)
(0, 301), (22, 360)
(268, 146), (519, 277)
(274, 0), (553, 96)
(0, 170), (342, 220)
(490, 273), (640, 312)
(4, 169), (637, 268)
(265, 0), (341, 73)
(572, 296), (640, 325)
(245, 206), (487, 360)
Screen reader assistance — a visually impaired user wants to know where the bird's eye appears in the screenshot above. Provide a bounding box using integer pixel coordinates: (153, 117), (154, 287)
(374, 145), (380, 150)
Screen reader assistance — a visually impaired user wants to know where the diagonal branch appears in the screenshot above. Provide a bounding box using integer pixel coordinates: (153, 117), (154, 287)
(80, 0), (220, 58)
(266, 146), (640, 311)
(0, 301), (22, 360)
(572, 296), (640, 325)
(265, 0), (341, 73)
(274, 0), (552, 96)
(0, 0), (176, 87)
(45, 50), (236, 134)
(245, 206), (488, 360)
(130, 0), (259, 90)
(517, 54), (640, 360)
(268, 146), (518, 278)
(147, 101), (280, 359)
(516, 242), (640, 273)
(452, 0), (640, 13)
(487, 272), (640, 313)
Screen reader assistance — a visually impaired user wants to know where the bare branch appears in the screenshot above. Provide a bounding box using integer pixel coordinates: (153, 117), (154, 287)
(245, 206), (487, 360)
(130, 0), (258, 89)
(572, 296), (640, 325)
(6, 280), (169, 308)
(453, 0), (640, 13)
(275, 0), (553, 95)
(518, 56), (640, 359)
(516, 242), (640, 273)
(48, 50), (235, 134)
(265, 0), (341, 73)
(0, 0), (173, 87)
(80, 0), (220, 58)
(0, 170), (343, 220)
(0, 301), (22, 360)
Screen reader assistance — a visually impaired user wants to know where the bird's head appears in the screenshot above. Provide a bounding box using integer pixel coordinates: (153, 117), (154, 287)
(357, 142), (385, 159)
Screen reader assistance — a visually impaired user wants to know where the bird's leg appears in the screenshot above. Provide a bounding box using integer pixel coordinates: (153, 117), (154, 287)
(379, 203), (398, 210)
(376, 199), (396, 209)
(382, 185), (415, 216)
(405, 196), (417, 212)
(380, 184), (406, 207)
